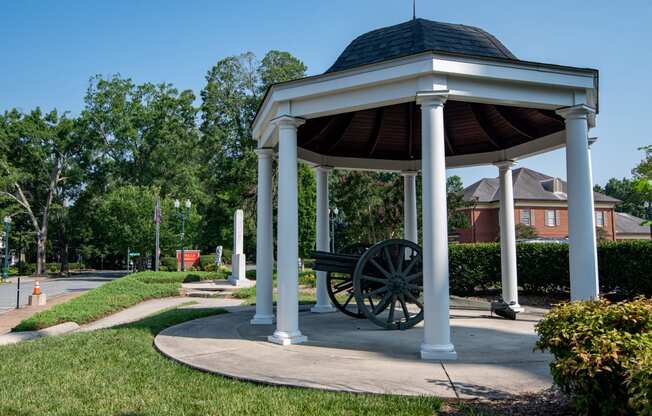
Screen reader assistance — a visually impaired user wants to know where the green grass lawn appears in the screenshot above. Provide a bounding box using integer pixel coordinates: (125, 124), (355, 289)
(232, 285), (318, 306)
(14, 271), (228, 331)
(0, 307), (442, 416)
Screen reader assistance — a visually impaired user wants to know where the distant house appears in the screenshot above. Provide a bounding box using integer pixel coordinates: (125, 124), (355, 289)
(614, 212), (652, 240)
(456, 168), (650, 243)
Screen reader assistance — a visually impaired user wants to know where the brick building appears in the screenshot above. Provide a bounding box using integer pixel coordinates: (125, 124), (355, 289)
(456, 168), (650, 243)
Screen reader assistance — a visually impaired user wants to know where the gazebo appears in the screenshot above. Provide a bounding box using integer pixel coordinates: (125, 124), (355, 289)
(250, 18), (599, 360)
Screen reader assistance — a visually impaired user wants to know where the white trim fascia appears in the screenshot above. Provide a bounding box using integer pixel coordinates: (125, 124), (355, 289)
(254, 51), (598, 138)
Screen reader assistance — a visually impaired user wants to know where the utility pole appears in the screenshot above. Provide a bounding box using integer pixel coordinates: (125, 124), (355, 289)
(154, 198), (161, 271)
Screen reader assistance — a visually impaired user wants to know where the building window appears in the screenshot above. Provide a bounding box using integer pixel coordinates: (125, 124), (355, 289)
(545, 210), (558, 227)
(595, 211), (605, 228)
(520, 209), (532, 226)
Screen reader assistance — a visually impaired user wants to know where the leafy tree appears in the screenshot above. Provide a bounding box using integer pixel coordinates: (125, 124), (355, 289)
(89, 185), (201, 265)
(594, 178), (648, 218)
(0, 109), (88, 274)
(515, 223), (538, 240)
(447, 175), (472, 232)
(200, 51), (310, 255)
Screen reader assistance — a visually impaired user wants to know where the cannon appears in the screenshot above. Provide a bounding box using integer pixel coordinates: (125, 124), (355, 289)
(312, 239), (424, 330)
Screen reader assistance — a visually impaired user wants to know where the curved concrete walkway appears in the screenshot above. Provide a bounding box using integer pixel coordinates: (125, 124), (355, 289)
(155, 307), (553, 399)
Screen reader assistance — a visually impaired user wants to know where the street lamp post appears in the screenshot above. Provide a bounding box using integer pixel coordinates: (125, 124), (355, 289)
(175, 199), (191, 272)
(2, 216), (12, 282)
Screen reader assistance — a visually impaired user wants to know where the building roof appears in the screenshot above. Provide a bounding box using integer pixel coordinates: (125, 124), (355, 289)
(462, 167), (620, 204)
(327, 18), (517, 73)
(615, 212), (650, 235)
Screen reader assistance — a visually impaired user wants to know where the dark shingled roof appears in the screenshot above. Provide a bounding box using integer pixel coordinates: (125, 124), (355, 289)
(327, 18), (517, 73)
(615, 212), (651, 236)
(462, 168), (620, 204)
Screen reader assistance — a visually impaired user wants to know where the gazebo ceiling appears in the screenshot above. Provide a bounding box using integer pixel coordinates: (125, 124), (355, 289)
(297, 101), (565, 161)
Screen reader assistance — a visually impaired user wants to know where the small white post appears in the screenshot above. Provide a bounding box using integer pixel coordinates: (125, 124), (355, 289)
(417, 91), (456, 361)
(229, 209), (253, 288)
(268, 115), (307, 345)
(495, 160), (522, 312)
(557, 105), (599, 300)
(402, 171), (418, 244)
(252, 148), (274, 324)
(311, 165), (336, 313)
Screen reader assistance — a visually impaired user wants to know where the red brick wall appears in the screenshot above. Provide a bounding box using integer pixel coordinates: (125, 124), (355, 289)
(458, 206), (615, 243)
(458, 208), (499, 243)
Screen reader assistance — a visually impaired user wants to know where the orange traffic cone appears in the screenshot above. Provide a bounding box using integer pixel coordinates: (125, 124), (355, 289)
(33, 281), (42, 296)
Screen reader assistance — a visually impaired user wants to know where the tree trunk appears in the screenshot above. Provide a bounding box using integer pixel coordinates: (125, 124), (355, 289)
(36, 232), (47, 276)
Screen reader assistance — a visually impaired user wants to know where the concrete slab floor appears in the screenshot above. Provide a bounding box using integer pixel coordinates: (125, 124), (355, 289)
(155, 307), (552, 399)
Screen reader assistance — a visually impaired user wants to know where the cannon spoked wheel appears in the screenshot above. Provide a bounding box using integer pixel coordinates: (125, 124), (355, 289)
(352, 239), (424, 330)
(325, 243), (370, 319)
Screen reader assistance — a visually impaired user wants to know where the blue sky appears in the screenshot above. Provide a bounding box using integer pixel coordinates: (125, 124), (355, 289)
(1, 0), (650, 187)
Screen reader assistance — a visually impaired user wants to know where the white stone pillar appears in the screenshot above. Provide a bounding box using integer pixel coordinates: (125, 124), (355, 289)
(229, 209), (253, 287)
(417, 91), (456, 360)
(557, 105), (599, 300)
(268, 115), (307, 345)
(401, 171), (418, 244)
(495, 160), (522, 312)
(251, 148), (274, 325)
(311, 165), (336, 313)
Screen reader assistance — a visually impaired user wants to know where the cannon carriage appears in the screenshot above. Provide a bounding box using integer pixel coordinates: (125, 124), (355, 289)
(313, 239), (424, 330)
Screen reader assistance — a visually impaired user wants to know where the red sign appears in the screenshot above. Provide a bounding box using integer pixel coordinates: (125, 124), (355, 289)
(176, 250), (201, 271)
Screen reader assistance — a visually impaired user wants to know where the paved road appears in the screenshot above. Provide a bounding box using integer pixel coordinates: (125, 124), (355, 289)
(0, 271), (125, 314)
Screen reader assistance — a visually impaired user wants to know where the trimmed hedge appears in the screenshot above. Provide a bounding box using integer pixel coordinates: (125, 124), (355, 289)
(536, 298), (652, 415)
(448, 241), (652, 296)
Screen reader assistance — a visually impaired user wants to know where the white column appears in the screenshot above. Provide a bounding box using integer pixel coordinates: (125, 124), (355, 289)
(417, 91), (456, 360)
(401, 171), (418, 244)
(251, 148), (274, 324)
(495, 160), (522, 312)
(268, 115), (307, 345)
(311, 165), (336, 313)
(556, 105), (599, 301)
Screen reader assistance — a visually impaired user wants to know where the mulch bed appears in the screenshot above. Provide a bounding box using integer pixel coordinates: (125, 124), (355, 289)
(440, 388), (575, 416)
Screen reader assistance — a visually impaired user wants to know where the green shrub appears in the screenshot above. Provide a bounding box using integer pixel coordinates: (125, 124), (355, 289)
(299, 270), (316, 287)
(160, 256), (177, 271)
(535, 298), (652, 415)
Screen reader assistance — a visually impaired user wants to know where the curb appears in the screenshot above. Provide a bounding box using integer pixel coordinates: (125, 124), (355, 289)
(0, 322), (79, 346)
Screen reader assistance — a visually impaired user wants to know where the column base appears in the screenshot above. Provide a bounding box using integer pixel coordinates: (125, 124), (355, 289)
(509, 304), (524, 313)
(228, 276), (255, 288)
(310, 304), (337, 313)
(250, 314), (274, 325)
(420, 343), (457, 361)
(268, 330), (307, 346)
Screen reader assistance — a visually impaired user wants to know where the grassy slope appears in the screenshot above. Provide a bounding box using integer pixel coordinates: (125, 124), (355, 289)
(0, 307), (441, 416)
(14, 271), (228, 331)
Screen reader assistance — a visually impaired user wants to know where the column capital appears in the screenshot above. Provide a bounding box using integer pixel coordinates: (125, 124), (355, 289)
(555, 104), (596, 121)
(314, 165), (334, 173)
(400, 170), (418, 177)
(271, 115), (306, 129)
(493, 160), (516, 170)
(255, 148), (274, 159)
(415, 90), (449, 107)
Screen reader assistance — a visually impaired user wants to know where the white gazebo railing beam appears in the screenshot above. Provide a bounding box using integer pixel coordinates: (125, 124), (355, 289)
(401, 171), (419, 243)
(311, 165), (336, 313)
(417, 90), (456, 361)
(557, 104), (599, 300)
(251, 148), (275, 325)
(268, 116), (308, 345)
(495, 160), (522, 312)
